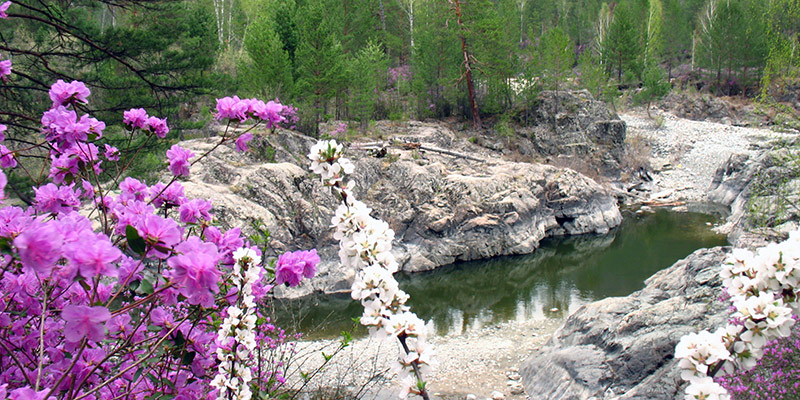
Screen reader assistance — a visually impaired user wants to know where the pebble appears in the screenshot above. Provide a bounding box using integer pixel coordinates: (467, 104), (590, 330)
(510, 383), (525, 395)
(466, 395), (477, 400)
(491, 391), (505, 400)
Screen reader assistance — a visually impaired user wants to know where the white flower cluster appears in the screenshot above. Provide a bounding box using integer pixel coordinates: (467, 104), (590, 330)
(308, 140), (436, 399)
(211, 248), (263, 400)
(308, 140), (354, 187)
(677, 231), (800, 400)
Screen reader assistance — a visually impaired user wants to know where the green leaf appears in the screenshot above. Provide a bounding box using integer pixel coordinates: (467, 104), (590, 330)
(132, 367), (144, 383)
(146, 372), (160, 385)
(126, 225), (147, 255)
(300, 371), (309, 381)
(0, 236), (11, 253)
(181, 351), (196, 366)
(172, 330), (185, 348)
(322, 352), (332, 361)
(138, 279), (154, 295)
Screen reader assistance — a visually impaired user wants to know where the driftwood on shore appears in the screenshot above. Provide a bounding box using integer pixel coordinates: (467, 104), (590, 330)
(640, 200), (687, 207)
(351, 141), (486, 162)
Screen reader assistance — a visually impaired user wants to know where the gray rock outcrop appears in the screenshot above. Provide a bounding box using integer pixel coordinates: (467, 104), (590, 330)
(710, 146), (800, 248)
(178, 121), (622, 297)
(520, 247), (730, 400)
(479, 90), (627, 178)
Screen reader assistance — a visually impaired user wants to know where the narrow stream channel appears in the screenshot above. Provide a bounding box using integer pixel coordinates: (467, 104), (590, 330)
(271, 208), (728, 339)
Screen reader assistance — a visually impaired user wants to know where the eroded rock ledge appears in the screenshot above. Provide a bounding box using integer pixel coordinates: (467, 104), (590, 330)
(178, 121), (621, 297)
(520, 246), (729, 400)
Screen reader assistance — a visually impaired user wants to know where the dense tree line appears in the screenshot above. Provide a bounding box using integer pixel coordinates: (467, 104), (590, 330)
(1, 0), (798, 136)
(224, 0), (797, 132)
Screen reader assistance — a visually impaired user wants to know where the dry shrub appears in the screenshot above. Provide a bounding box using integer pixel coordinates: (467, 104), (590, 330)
(620, 132), (652, 179)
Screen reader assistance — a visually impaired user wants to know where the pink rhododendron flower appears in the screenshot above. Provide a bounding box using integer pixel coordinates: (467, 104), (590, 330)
(103, 143), (119, 161)
(112, 199), (154, 235)
(0, 59), (10, 82)
(263, 100), (286, 128)
(145, 116), (169, 138)
(70, 233), (121, 278)
(80, 179), (94, 199)
(48, 79), (90, 108)
(13, 220), (63, 275)
(215, 96), (248, 121)
(61, 305), (111, 343)
(0, 1), (10, 19)
(8, 387), (54, 400)
(123, 108), (148, 129)
(33, 183), (81, 214)
(166, 144), (194, 177)
(205, 226), (244, 265)
(0, 124), (6, 141)
(41, 106), (103, 147)
(167, 236), (221, 308)
(0, 144), (15, 168)
(136, 214), (182, 258)
(0, 206), (30, 238)
(235, 132), (252, 152)
(275, 249), (320, 286)
(179, 198), (212, 224)
(149, 181), (186, 208)
(119, 177), (148, 202)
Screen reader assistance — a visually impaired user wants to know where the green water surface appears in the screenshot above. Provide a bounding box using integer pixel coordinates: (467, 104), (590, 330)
(272, 208), (728, 339)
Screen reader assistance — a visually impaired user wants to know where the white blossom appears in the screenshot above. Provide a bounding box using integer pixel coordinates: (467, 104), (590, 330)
(309, 140), (435, 398)
(212, 246), (265, 400)
(684, 377), (729, 400)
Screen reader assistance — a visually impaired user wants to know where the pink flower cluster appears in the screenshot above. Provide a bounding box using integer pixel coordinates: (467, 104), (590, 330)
(275, 249), (320, 286)
(123, 108), (169, 138)
(0, 76), (320, 399)
(214, 96), (289, 129)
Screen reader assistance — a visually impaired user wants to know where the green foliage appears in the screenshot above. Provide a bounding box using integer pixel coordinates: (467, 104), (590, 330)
(603, 1), (643, 82)
(348, 40), (388, 130)
(644, 0), (664, 67)
(1, 1), (219, 130)
(239, 12), (294, 98)
(634, 64), (671, 114)
(538, 26), (574, 93)
(294, 0), (347, 133)
(760, 0), (800, 105)
(577, 50), (609, 99)
(696, 0), (768, 94)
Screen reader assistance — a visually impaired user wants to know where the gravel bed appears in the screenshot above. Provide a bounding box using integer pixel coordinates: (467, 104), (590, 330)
(622, 110), (779, 203)
(288, 318), (562, 400)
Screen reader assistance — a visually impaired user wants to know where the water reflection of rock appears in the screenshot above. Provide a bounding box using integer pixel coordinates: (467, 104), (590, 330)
(272, 211), (726, 338)
(401, 231), (619, 335)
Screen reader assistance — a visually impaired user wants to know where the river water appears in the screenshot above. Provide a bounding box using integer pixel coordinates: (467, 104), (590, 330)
(272, 208), (728, 339)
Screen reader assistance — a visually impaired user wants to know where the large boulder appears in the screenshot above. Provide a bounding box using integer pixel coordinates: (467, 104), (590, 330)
(520, 247), (730, 399)
(177, 121), (621, 297)
(513, 90), (627, 177)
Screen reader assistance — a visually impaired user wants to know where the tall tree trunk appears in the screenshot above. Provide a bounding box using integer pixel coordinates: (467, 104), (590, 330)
(378, 0), (387, 31)
(450, 0), (481, 130)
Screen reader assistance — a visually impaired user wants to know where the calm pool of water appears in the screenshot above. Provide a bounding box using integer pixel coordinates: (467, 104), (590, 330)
(271, 208), (728, 339)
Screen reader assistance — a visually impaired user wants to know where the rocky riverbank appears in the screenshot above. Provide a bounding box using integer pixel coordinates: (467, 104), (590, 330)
(517, 109), (798, 399)
(179, 116), (622, 298)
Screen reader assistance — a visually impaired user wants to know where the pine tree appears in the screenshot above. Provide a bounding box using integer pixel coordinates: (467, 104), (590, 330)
(603, 1), (643, 83)
(348, 41), (388, 130)
(294, 0), (346, 133)
(538, 26), (574, 118)
(239, 13), (294, 99)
